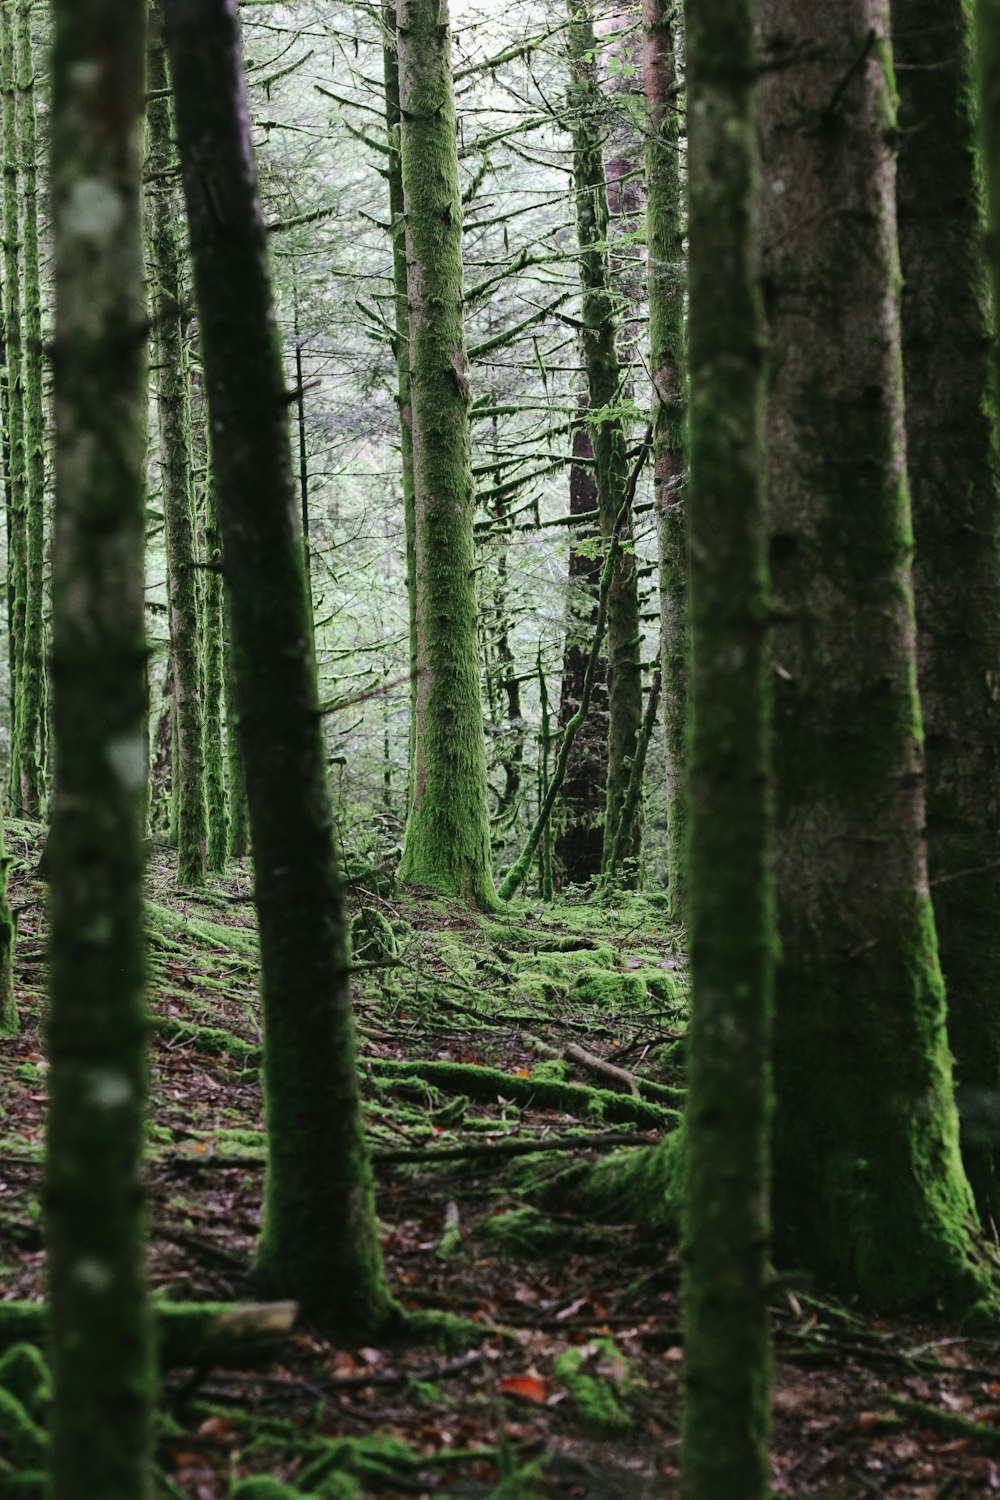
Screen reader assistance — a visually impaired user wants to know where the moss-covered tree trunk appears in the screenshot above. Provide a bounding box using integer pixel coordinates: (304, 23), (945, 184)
(46, 0), (154, 1492)
(679, 0), (773, 1491)
(566, 0), (644, 883)
(162, 0), (396, 1333)
(1, 1), (26, 811)
(203, 475), (229, 873)
(892, 0), (1000, 1220)
(395, 0), (497, 910)
(147, 13), (206, 887)
(12, 0), (44, 817)
(760, 0), (989, 1308)
(555, 415), (610, 886)
(644, 0), (687, 916)
(224, 605), (250, 859)
(382, 4), (418, 816)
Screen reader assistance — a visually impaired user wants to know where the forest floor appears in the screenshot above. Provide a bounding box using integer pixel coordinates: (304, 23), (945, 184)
(2, 823), (1000, 1499)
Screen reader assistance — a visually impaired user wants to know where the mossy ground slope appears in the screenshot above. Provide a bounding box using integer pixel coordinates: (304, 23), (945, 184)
(2, 823), (999, 1497)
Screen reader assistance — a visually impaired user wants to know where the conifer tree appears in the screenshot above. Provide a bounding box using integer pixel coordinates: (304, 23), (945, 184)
(147, 11), (206, 887)
(759, 0), (990, 1308)
(643, 0), (687, 915)
(13, 0), (44, 816)
(381, 4), (418, 814)
(46, 0), (154, 1492)
(162, 0), (396, 1332)
(679, 0), (774, 1491)
(1, 0), (27, 810)
(395, 0), (497, 909)
(566, 0), (644, 881)
(892, 0), (1000, 1218)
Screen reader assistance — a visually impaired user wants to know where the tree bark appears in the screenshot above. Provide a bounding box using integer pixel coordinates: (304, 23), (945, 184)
(679, 0), (774, 1491)
(147, 12), (206, 887)
(395, 0), (497, 909)
(566, 0), (644, 882)
(12, 0), (44, 818)
(162, 0), (396, 1335)
(892, 0), (1000, 1223)
(643, 0), (688, 915)
(759, 0), (988, 1308)
(46, 0), (153, 1491)
(1, 2), (26, 813)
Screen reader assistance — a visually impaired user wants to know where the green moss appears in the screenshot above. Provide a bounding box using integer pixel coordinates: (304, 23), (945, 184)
(0, 1387), (46, 1466)
(231, 1481), (304, 1500)
(571, 969), (647, 1008)
(553, 1339), (634, 1433)
(0, 1345), (49, 1418)
(529, 1058), (570, 1083)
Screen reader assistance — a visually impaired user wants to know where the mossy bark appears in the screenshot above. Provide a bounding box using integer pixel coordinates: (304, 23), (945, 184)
(224, 601), (251, 860)
(147, 15), (206, 887)
(643, 0), (687, 916)
(566, 0), (643, 882)
(679, 0), (774, 1492)
(1, 2), (26, 813)
(0, 801), (15, 1034)
(893, 0), (1000, 1220)
(382, 5), (418, 817)
(395, 0), (497, 910)
(759, 0), (988, 1308)
(163, 0), (396, 1335)
(555, 415), (610, 885)
(12, 0), (43, 818)
(47, 0), (154, 1492)
(203, 476), (229, 873)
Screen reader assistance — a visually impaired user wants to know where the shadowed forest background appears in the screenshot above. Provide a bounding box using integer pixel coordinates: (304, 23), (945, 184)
(4, 0), (1000, 1497)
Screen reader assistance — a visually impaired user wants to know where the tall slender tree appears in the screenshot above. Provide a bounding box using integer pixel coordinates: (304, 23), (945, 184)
(759, 0), (990, 1308)
(381, 4), (418, 815)
(13, 0), (44, 817)
(566, 0), (644, 881)
(679, 0), (774, 1491)
(163, 0), (397, 1333)
(395, 0), (497, 909)
(1, 0), (26, 810)
(46, 0), (153, 1493)
(147, 10), (206, 887)
(643, 0), (687, 915)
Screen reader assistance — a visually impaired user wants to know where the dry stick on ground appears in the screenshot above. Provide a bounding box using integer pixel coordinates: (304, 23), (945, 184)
(498, 429), (652, 902)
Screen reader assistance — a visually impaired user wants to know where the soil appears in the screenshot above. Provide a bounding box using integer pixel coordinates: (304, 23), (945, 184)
(2, 823), (1000, 1498)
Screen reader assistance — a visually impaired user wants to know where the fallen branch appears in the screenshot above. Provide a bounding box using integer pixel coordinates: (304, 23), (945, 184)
(0, 1300), (297, 1369)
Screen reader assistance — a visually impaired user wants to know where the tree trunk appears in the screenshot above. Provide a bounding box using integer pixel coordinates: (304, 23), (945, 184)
(566, 0), (644, 884)
(46, 0), (154, 1491)
(13, 0), (44, 818)
(147, 13), (206, 887)
(555, 414), (609, 886)
(382, 5), (418, 819)
(162, 0), (396, 1335)
(203, 476), (229, 873)
(395, 0), (497, 910)
(892, 0), (1000, 1223)
(643, 0), (687, 916)
(759, 0), (989, 1308)
(679, 0), (774, 1490)
(1, 2), (26, 813)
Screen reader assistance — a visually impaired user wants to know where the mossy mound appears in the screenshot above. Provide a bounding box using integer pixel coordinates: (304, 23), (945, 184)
(0, 1386), (47, 1467)
(571, 969), (647, 1008)
(553, 1338), (635, 1432)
